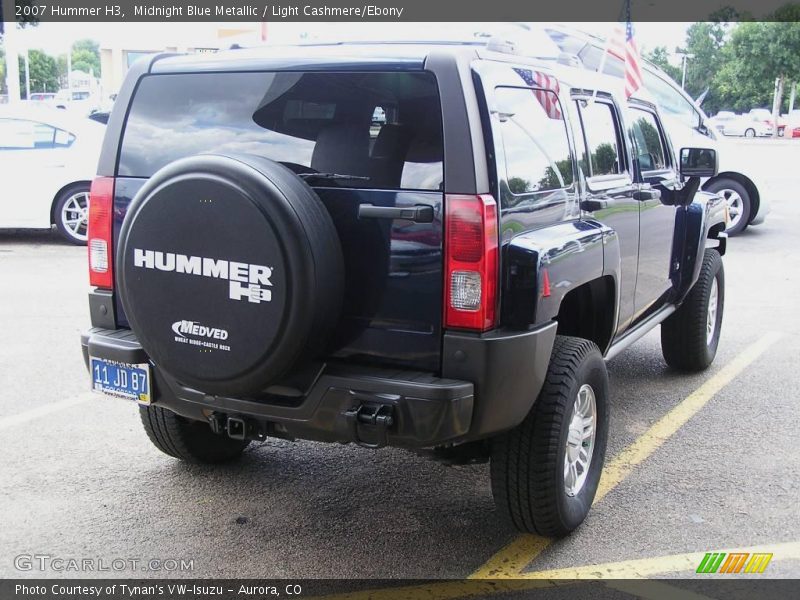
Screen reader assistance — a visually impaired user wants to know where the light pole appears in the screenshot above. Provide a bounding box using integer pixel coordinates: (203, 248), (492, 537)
(24, 49), (30, 100)
(3, 21), (22, 103)
(676, 52), (695, 90)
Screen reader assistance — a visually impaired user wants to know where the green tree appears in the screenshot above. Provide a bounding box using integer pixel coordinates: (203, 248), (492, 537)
(643, 46), (681, 83)
(71, 39), (101, 76)
(677, 22), (728, 112)
(713, 19), (800, 114)
(18, 49), (59, 97)
(507, 176), (532, 195)
(593, 143), (618, 176)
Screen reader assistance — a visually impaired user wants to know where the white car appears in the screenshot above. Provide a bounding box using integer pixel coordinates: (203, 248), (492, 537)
(0, 106), (105, 244)
(712, 112), (773, 138)
(542, 25), (772, 234)
(53, 89), (103, 116)
(707, 111), (737, 134)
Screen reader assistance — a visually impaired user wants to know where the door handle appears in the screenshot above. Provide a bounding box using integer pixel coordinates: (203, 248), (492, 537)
(633, 189), (662, 201)
(358, 204), (434, 223)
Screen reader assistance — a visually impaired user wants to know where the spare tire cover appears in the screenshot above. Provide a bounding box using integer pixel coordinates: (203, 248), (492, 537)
(117, 154), (343, 396)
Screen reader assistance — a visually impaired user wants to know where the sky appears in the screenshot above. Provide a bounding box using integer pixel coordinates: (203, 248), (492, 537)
(5, 21), (692, 65)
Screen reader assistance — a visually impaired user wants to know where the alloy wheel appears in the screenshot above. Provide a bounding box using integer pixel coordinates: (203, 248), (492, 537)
(564, 384), (597, 497)
(61, 191), (89, 242)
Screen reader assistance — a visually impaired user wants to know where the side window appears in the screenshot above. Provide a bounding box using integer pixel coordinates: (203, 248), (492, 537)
(0, 119), (68, 150)
(495, 86), (574, 195)
(641, 70), (702, 131)
(630, 108), (667, 172)
(575, 100), (623, 177)
(54, 128), (76, 147)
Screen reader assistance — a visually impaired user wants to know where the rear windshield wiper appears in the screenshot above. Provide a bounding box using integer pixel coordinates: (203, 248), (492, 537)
(298, 172), (370, 181)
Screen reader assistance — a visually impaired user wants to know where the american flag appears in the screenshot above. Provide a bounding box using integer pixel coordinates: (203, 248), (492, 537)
(512, 68), (562, 120)
(608, 0), (643, 99)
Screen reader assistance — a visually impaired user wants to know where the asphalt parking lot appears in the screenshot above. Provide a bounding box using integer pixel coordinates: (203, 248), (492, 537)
(1, 182), (799, 585)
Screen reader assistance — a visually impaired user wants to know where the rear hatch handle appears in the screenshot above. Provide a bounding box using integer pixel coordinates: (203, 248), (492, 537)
(358, 204), (434, 223)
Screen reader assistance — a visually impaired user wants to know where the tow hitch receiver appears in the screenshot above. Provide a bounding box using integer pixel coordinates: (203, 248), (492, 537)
(207, 413), (267, 441)
(344, 403), (395, 448)
(227, 416), (246, 440)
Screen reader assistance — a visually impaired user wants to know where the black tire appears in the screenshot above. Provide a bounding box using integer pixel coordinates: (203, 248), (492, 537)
(661, 250), (724, 372)
(704, 178), (751, 235)
(744, 128), (755, 138)
(54, 183), (90, 245)
(139, 405), (249, 464)
(490, 336), (609, 537)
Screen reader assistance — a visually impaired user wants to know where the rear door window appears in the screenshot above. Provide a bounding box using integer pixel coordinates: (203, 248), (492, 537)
(119, 71), (443, 191)
(574, 99), (624, 177)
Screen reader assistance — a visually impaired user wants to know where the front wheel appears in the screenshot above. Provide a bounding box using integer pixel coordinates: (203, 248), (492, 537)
(704, 178), (751, 235)
(661, 250), (724, 372)
(744, 128), (756, 138)
(490, 336), (609, 536)
(54, 184), (90, 245)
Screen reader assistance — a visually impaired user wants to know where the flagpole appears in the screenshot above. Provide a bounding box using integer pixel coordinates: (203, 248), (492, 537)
(592, 0), (629, 105)
(590, 31), (611, 106)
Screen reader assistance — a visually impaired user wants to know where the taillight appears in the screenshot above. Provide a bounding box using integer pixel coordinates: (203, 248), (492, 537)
(87, 176), (115, 289)
(444, 194), (498, 331)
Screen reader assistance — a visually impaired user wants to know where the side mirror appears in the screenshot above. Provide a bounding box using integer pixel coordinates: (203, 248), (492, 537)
(679, 147), (718, 178)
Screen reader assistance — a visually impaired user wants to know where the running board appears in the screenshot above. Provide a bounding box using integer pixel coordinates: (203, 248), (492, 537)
(605, 304), (677, 361)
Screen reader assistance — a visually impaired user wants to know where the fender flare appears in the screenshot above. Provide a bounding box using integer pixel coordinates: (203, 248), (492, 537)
(673, 191), (727, 303)
(502, 220), (620, 344)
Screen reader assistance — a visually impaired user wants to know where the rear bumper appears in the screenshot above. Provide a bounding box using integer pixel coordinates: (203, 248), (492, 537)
(81, 321), (556, 448)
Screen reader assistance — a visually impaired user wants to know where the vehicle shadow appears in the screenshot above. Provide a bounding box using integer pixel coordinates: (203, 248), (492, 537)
(0, 228), (76, 248)
(110, 343), (711, 579)
(125, 438), (498, 578)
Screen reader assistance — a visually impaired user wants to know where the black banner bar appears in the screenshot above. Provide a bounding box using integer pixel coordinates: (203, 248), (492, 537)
(2, 0), (800, 23)
(3, 579), (800, 599)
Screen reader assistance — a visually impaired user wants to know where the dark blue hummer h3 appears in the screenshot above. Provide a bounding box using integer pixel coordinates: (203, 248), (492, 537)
(81, 41), (727, 536)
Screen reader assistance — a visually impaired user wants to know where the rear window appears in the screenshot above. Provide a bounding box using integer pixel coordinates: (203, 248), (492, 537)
(494, 86), (574, 195)
(119, 71), (444, 191)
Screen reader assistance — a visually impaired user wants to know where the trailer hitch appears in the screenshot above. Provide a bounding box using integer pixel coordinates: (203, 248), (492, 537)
(344, 403), (395, 449)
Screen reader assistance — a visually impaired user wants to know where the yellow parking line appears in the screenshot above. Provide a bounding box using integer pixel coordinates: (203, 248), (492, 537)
(595, 330), (781, 502)
(468, 536), (551, 579)
(518, 540), (800, 579)
(470, 331), (782, 579)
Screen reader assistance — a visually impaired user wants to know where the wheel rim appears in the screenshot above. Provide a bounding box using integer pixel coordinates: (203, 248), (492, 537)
(61, 191), (89, 241)
(745, 129), (755, 137)
(716, 188), (744, 229)
(706, 277), (719, 345)
(564, 384), (597, 497)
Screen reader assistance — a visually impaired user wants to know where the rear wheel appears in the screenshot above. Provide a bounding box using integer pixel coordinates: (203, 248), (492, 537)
(661, 250), (724, 372)
(490, 336), (609, 536)
(704, 178), (750, 235)
(140, 405), (249, 463)
(54, 184), (90, 245)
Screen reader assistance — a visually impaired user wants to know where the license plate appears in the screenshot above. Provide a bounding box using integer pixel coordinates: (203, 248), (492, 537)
(90, 357), (152, 405)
